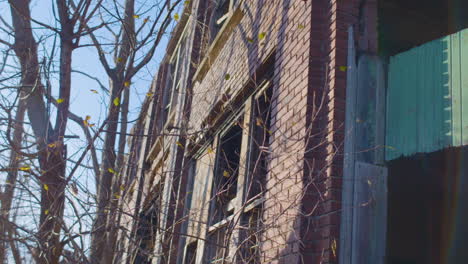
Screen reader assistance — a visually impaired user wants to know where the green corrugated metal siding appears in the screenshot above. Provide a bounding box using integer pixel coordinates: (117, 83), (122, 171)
(386, 28), (468, 161)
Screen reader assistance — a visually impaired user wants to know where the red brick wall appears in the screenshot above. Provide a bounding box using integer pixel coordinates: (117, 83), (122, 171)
(163, 0), (360, 263)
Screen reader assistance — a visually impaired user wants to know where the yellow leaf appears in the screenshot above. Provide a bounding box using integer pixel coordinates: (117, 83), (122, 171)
(224, 74), (231, 80)
(113, 97), (120, 106)
(44, 184), (49, 191)
(90, 89), (98, 94)
(124, 81), (130, 87)
(184, 0), (190, 5)
(256, 117), (263, 126)
(108, 168), (116, 174)
(258, 32), (266, 41)
(174, 13), (180, 21)
(19, 167), (30, 171)
(44, 209), (49, 215)
(116, 57), (123, 63)
(331, 238), (337, 257)
(207, 147), (214, 154)
(89, 123), (95, 127)
(339, 66), (347, 72)
(146, 92), (154, 97)
(48, 142), (56, 148)
(56, 98), (64, 104)
(133, 14), (140, 19)
(114, 193), (121, 199)
(223, 170), (230, 177)
(83, 115), (91, 127)
(176, 141), (184, 148)
(297, 24), (305, 29)
(120, 185), (125, 191)
(247, 37), (254, 43)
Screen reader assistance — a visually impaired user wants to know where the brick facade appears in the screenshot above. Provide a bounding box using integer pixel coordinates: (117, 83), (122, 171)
(117, 0), (362, 263)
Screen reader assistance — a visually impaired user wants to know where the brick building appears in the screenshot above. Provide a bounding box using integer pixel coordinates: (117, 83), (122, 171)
(114, 0), (468, 263)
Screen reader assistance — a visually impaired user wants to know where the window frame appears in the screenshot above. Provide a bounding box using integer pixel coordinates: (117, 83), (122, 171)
(162, 25), (190, 129)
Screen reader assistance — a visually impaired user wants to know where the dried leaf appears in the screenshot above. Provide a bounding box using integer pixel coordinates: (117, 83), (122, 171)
(207, 147), (214, 154)
(258, 32), (266, 41)
(256, 117), (263, 126)
(143, 18), (149, 23)
(176, 141), (184, 148)
(331, 238), (337, 257)
(113, 97), (120, 106)
(83, 115), (91, 127)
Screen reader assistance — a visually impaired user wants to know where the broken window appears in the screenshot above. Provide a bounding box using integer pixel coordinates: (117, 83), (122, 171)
(208, 0), (237, 43)
(246, 85), (272, 201)
(238, 206), (262, 264)
(184, 241), (198, 264)
(210, 115), (244, 224)
(134, 203), (160, 263)
(204, 224), (229, 263)
(162, 33), (187, 127)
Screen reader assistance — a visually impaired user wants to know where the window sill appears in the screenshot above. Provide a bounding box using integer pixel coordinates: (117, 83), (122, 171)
(208, 215), (233, 233)
(192, 6), (244, 83)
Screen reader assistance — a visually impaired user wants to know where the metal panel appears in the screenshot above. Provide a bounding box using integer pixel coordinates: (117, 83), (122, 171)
(386, 28), (468, 160)
(352, 162), (387, 264)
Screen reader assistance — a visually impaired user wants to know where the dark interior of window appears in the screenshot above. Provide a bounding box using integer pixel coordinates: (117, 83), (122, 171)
(204, 225), (228, 263)
(184, 241), (198, 264)
(246, 87), (272, 201)
(387, 147), (468, 263)
(134, 206), (159, 264)
(211, 118), (243, 224)
(238, 207), (262, 264)
(209, 0), (230, 42)
(162, 63), (175, 125)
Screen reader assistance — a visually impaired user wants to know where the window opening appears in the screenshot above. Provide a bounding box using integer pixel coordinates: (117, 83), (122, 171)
(204, 224), (229, 264)
(246, 86), (272, 201)
(134, 202), (160, 263)
(208, 0), (236, 43)
(184, 241), (198, 264)
(210, 116), (244, 224)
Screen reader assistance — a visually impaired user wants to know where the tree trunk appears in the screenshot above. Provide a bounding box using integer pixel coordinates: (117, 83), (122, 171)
(90, 78), (123, 263)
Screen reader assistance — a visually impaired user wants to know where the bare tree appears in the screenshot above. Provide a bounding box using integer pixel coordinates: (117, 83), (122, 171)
(0, 0), (184, 263)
